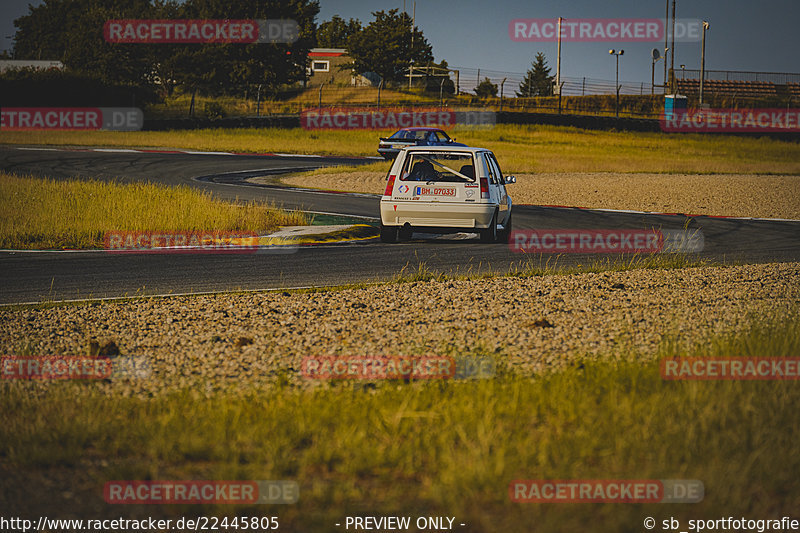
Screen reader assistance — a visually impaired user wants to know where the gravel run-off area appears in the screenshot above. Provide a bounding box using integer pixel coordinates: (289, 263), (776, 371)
(277, 171), (800, 220)
(1, 262), (798, 398)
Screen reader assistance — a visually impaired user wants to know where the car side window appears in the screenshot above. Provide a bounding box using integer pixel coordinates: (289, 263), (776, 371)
(483, 153), (498, 184)
(488, 153), (505, 181)
(487, 154), (507, 195)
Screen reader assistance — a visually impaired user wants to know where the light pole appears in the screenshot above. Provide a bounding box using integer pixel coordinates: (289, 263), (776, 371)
(664, 0), (669, 93)
(670, 0), (676, 93)
(651, 49), (661, 95)
(408, 0), (416, 91)
(699, 21), (710, 105)
(609, 49), (624, 118)
(500, 77), (507, 113)
(555, 17), (562, 95)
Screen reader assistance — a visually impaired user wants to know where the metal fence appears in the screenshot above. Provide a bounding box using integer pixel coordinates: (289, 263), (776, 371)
(154, 67), (800, 120)
(449, 66), (659, 96)
(675, 69), (800, 84)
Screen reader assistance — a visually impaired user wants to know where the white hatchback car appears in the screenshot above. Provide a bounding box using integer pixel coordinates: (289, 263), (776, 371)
(379, 146), (515, 243)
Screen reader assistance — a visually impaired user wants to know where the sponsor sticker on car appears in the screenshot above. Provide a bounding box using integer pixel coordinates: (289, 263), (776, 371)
(414, 186), (457, 197)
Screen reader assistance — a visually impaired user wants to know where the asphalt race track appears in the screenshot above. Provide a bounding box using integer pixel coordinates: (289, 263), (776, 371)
(1, 145), (799, 305)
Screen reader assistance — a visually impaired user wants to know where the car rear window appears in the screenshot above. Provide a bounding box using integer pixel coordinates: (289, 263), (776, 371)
(390, 130), (442, 141)
(399, 152), (475, 182)
(389, 130), (412, 140)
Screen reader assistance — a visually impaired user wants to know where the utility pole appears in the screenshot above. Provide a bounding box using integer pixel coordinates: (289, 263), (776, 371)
(555, 17), (562, 95)
(670, 0), (676, 93)
(408, 1), (415, 90)
(664, 0), (669, 93)
(609, 49), (624, 118)
(699, 21), (710, 105)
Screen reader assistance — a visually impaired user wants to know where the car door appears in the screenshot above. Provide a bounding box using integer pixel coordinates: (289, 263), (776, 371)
(484, 152), (509, 219)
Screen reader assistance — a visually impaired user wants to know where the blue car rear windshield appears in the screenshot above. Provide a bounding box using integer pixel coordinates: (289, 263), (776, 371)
(390, 130), (448, 141)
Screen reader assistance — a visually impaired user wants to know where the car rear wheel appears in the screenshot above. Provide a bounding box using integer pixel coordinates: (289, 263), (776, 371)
(498, 212), (512, 243)
(398, 225), (413, 241)
(480, 211), (498, 243)
(380, 224), (398, 243)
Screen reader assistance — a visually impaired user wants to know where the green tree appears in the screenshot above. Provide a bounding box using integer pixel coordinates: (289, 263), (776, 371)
(316, 15), (361, 48)
(347, 9), (433, 85)
(179, 0), (319, 95)
(474, 77), (497, 98)
(12, 0), (320, 96)
(13, 0), (156, 86)
(517, 52), (554, 97)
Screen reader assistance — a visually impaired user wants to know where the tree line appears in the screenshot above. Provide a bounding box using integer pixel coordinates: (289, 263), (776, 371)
(11, 0), (319, 98)
(8, 0), (553, 101)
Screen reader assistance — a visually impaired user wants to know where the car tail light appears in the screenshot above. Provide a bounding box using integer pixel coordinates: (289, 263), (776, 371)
(480, 177), (490, 199)
(384, 175), (396, 196)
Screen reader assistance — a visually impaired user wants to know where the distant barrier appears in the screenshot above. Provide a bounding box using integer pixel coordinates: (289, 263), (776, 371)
(143, 114), (300, 130)
(142, 111), (658, 132)
(140, 110), (800, 139)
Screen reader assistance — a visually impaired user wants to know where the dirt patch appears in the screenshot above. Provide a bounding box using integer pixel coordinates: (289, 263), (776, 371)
(276, 171), (800, 219)
(1, 263), (797, 397)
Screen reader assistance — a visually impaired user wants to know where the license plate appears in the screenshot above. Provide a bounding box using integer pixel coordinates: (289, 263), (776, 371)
(415, 186), (456, 197)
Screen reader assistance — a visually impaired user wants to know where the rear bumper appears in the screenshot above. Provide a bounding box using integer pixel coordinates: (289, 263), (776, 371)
(377, 147), (400, 159)
(380, 199), (497, 229)
(377, 141), (417, 159)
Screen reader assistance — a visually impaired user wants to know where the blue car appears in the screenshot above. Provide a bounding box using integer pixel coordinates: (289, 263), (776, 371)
(378, 127), (466, 160)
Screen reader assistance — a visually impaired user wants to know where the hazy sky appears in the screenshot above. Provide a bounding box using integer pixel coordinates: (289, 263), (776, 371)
(3, 0), (799, 89)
